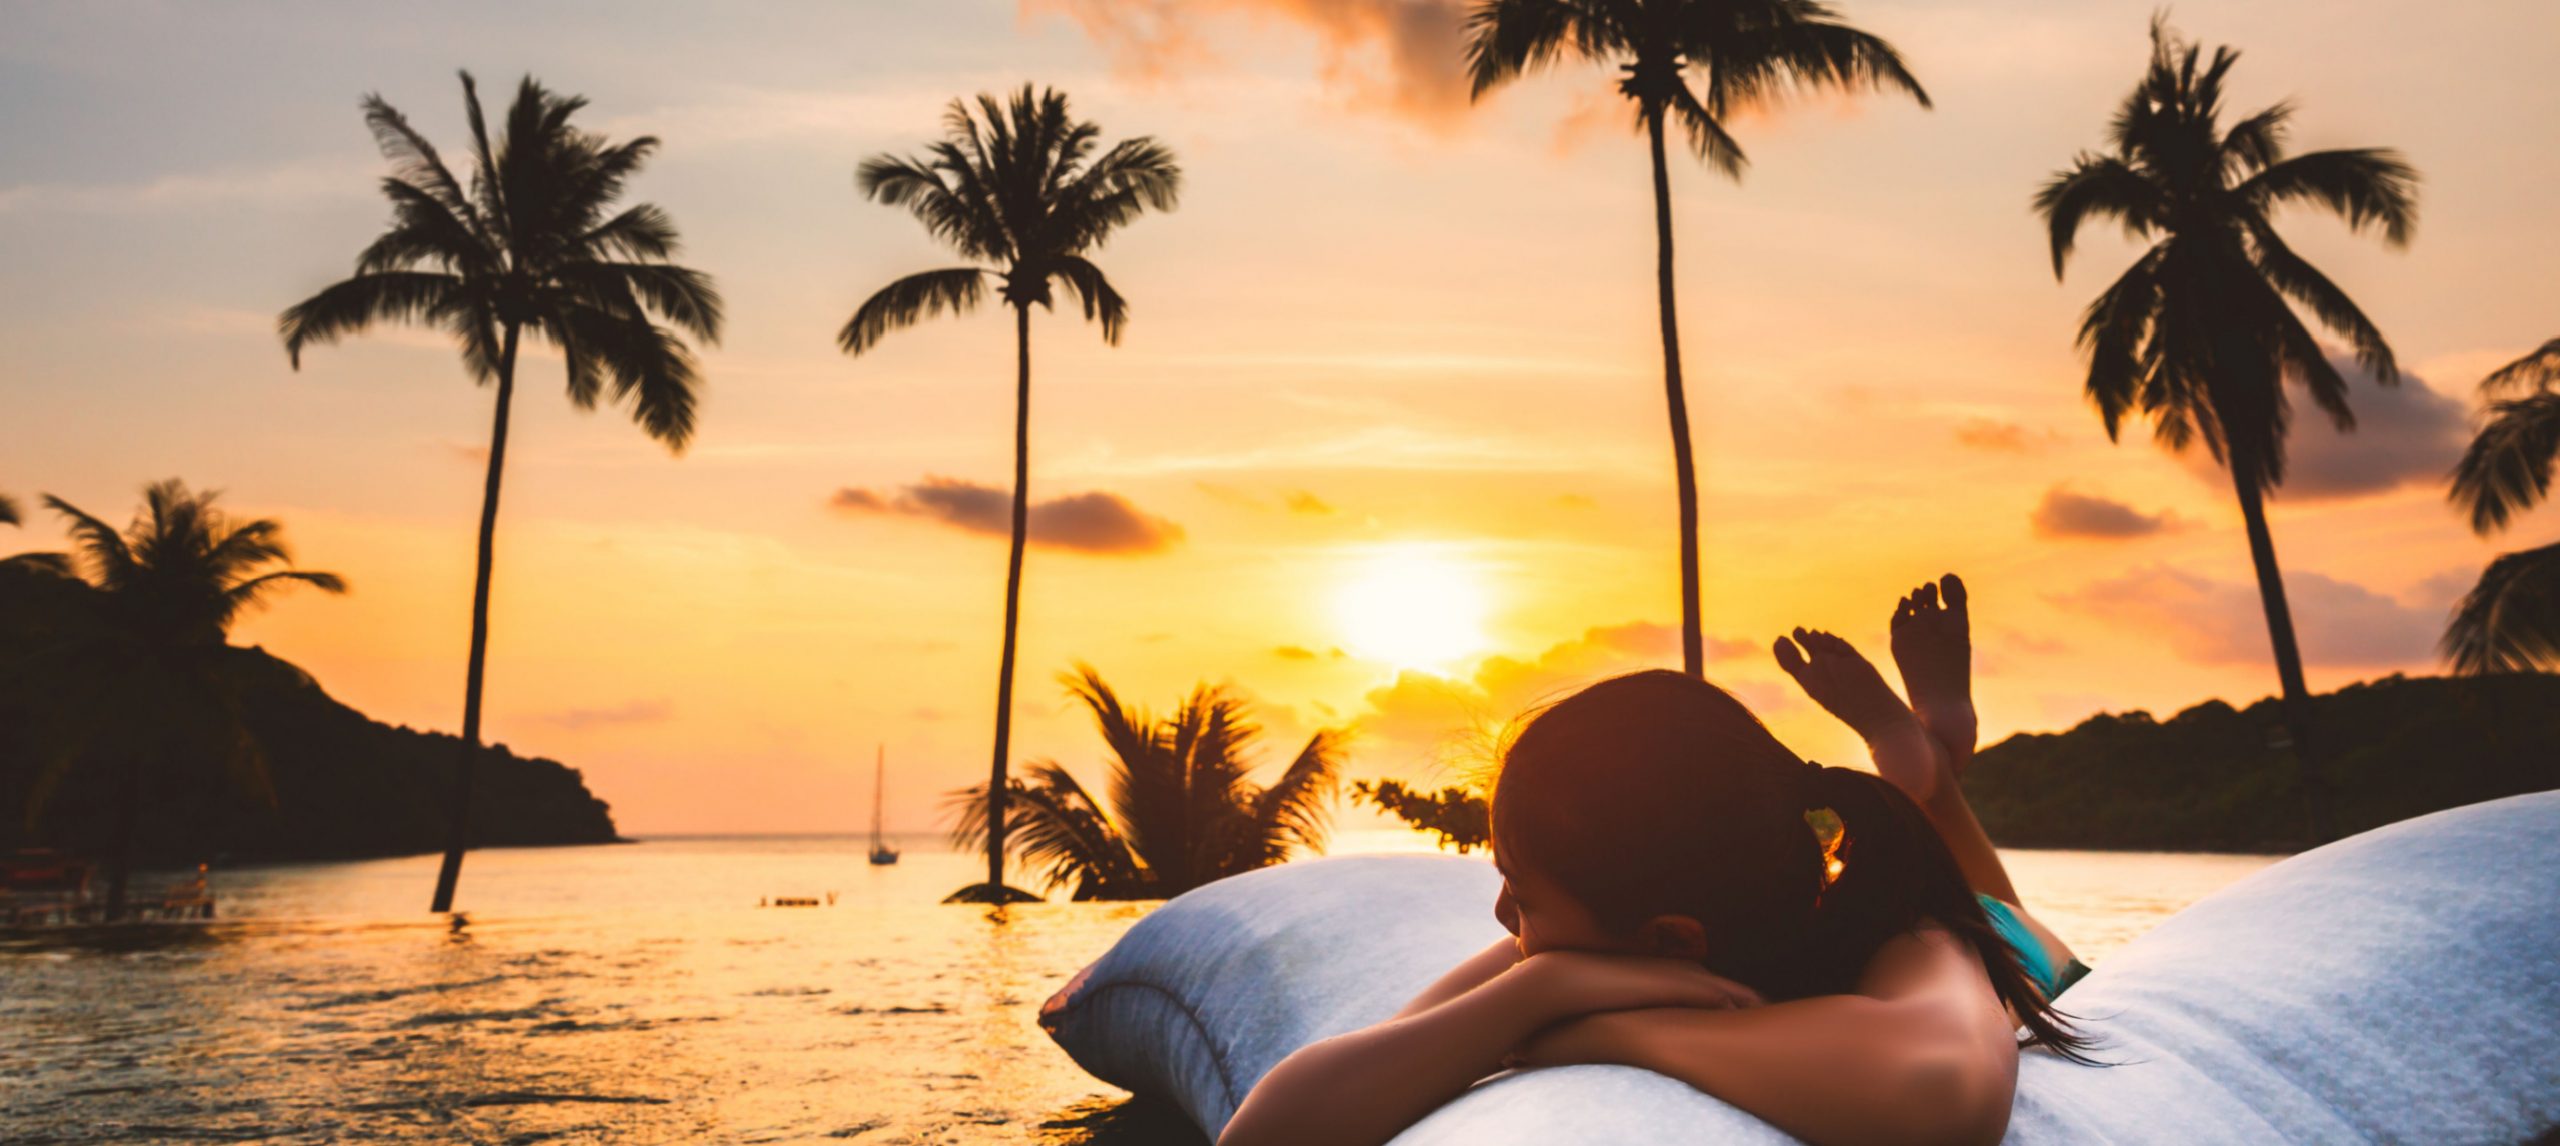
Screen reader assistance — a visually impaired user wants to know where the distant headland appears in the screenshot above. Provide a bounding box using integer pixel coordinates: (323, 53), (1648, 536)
(1963, 673), (2560, 853)
(0, 644), (621, 865)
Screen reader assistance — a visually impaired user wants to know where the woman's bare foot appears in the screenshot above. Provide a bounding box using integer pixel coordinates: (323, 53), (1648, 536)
(1774, 628), (1945, 804)
(1889, 574), (1978, 779)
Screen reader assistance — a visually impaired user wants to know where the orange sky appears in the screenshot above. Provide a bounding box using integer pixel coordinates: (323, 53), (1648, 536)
(3, 0), (2554, 834)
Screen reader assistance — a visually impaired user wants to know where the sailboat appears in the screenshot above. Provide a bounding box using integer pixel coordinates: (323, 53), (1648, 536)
(868, 744), (900, 866)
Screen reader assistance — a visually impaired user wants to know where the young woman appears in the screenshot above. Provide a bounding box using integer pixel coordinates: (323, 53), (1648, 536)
(1219, 575), (2090, 1146)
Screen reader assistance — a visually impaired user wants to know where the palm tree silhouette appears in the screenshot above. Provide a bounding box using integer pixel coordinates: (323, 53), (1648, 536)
(945, 666), (1339, 900)
(2037, 18), (2417, 842)
(2445, 338), (2560, 673)
(279, 72), (721, 913)
(841, 86), (1180, 904)
(5, 481), (344, 919)
(1464, 0), (1927, 676)
(0, 493), (19, 527)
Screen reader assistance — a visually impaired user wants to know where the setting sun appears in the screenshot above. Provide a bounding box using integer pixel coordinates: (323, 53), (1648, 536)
(1333, 544), (1492, 670)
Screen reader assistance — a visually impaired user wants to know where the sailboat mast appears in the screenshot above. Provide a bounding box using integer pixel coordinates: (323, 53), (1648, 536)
(871, 744), (885, 847)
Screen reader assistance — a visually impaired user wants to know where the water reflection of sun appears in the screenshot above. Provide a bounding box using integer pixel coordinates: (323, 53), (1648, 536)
(1333, 543), (1492, 671)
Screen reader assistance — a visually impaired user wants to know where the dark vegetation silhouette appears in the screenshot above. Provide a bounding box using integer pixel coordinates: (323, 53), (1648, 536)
(841, 86), (1180, 905)
(279, 72), (721, 913)
(0, 481), (345, 918)
(943, 666), (1337, 900)
(2035, 17), (2418, 843)
(0, 493), (19, 527)
(1463, 0), (1928, 677)
(1350, 779), (1490, 853)
(1960, 675), (2560, 850)
(2446, 338), (2560, 673)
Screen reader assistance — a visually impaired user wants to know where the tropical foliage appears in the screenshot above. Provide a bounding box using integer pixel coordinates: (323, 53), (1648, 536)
(945, 667), (1338, 900)
(1464, 0), (1928, 676)
(1351, 779), (1491, 854)
(2444, 338), (2560, 673)
(2036, 17), (2417, 840)
(845, 86), (1179, 904)
(0, 492), (19, 527)
(0, 481), (344, 918)
(280, 71), (720, 912)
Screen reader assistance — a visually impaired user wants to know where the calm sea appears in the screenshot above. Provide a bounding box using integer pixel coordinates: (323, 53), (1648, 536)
(0, 832), (2274, 1145)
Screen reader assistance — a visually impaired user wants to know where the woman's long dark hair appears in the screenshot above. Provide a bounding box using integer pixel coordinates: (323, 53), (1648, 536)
(1491, 669), (2093, 1061)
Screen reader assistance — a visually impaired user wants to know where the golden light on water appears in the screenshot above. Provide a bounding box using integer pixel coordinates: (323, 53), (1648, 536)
(1333, 543), (1492, 670)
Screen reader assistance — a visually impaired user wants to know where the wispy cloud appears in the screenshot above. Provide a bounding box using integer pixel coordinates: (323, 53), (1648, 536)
(0, 156), (370, 215)
(830, 476), (1185, 554)
(1025, 0), (1473, 129)
(525, 698), (676, 731)
(2029, 485), (2180, 540)
(2050, 564), (2442, 669)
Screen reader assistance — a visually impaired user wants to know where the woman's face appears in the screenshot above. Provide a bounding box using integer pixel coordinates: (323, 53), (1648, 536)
(1491, 848), (1631, 957)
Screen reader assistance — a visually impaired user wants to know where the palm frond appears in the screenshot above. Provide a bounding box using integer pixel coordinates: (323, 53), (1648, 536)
(2236, 148), (2419, 247)
(278, 271), (471, 370)
(2239, 215), (2397, 385)
(2451, 392), (2560, 535)
(838, 267), (990, 354)
(2034, 155), (2165, 278)
(1047, 256), (1128, 344)
(1463, 0), (1619, 99)
(1237, 730), (1342, 872)
(2442, 541), (2560, 675)
(1699, 10), (1932, 119)
(0, 492), (17, 527)
(2481, 339), (2560, 397)
(39, 494), (139, 591)
(218, 570), (350, 629)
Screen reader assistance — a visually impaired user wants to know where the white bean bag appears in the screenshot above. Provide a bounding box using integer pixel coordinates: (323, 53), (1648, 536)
(1038, 792), (2560, 1144)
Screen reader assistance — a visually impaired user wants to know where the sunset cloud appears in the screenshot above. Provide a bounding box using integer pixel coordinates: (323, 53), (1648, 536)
(2030, 485), (2179, 540)
(830, 477), (1185, 554)
(2051, 565), (2442, 669)
(1955, 418), (2057, 454)
(1351, 619), (1794, 774)
(2176, 358), (2470, 502)
(1025, 0), (1472, 127)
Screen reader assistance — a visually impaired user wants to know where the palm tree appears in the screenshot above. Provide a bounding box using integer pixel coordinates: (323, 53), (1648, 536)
(842, 86), (1180, 904)
(0, 493), (19, 527)
(1464, 0), (1927, 676)
(4, 481), (344, 919)
(946, 666), (1339, 900)
(279, 72), (721, 913)
(2036, 18), (2417, 842)
(2444, 338), (2560, 673)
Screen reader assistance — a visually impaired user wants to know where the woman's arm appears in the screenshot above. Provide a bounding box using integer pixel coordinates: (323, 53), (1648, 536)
(1391, 938), (1521, 1019)
(1513, 930), (2020, 1146)
(1218, 951), (1763, 1146)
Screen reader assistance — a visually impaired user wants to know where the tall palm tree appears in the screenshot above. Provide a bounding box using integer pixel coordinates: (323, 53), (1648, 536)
(946, 666), (1339, 900)
(4, 481), (344, 919)
(842, 86), (1180, 904)
(1464, 0), (1927, 676)
(2036, 18), (2417, 842)
(279, 72), (721, 912)
(2445, 338), (2560, 673)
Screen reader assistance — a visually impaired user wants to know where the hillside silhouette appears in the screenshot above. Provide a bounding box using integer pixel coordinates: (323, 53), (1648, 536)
(1, 645), (620, 864)
(1964, 674), (2559, 852)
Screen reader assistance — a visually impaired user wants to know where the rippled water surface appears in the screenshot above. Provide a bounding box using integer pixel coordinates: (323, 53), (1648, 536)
(0, 834), (2272, 1144)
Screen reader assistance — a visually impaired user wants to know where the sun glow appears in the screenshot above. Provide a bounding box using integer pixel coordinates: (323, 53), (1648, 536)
(1333, 544), (1492, 671)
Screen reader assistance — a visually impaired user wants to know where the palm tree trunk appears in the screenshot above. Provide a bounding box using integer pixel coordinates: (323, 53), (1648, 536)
(2228, 460), (2330, 844)
(981, 303), (1034, 895)
(430, 323), (521, 914)
(102, 752), (142, 921)
(1645, 105), (1705, 678)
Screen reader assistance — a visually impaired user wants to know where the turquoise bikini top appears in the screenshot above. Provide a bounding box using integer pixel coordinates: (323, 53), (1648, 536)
(1977, 894), (2089, 999)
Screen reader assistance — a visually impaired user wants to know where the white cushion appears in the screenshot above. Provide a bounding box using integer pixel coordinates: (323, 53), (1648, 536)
(1039, 792), (2560, 1144)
